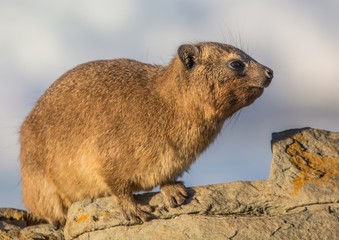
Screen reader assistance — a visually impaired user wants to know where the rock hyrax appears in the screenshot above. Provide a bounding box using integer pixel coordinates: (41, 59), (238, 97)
(20, 42), (273, 226)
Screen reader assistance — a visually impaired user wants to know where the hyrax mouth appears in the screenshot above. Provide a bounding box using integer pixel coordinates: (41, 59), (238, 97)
(246, 85), (265, 99)
(245, 85), (265, 91)
(248, 77), (272, 89)
(263, 78), (272, 88)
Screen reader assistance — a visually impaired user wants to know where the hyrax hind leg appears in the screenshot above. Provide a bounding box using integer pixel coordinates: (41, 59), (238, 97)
(117, 193), (153, 223)
(109, 183), (154, 224)
(21, 167), (67, 227)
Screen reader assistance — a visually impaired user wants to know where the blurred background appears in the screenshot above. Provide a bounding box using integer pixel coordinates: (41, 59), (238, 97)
(1, 0), (338, 209)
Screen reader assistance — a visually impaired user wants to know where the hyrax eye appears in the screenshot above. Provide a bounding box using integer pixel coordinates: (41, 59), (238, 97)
(228, 60), (245, 71)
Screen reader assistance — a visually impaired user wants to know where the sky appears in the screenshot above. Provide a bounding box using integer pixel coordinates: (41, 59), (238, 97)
(1, 0), (338, 210)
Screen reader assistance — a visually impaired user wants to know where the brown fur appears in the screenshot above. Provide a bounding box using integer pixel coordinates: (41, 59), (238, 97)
(20, 42), (273, 226)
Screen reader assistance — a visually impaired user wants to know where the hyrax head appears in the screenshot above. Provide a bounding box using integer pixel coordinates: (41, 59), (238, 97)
(176, 42), (273, 118)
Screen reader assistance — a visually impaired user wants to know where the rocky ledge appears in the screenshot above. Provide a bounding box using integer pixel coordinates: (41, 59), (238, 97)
(1, 128), (338, 240)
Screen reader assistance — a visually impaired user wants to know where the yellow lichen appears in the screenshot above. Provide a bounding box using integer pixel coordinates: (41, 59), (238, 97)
(75, 214), (90, 222)
(286, 135), (339, 195)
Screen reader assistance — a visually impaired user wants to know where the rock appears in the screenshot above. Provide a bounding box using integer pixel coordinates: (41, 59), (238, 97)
(64, 128), (339, 240)
(0, 208), (64, 239)
(270, 128), (339, 195)
(1, 128), (338, 239)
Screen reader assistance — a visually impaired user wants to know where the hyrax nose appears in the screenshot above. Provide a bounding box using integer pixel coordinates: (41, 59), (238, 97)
(265, 67), (274, 80)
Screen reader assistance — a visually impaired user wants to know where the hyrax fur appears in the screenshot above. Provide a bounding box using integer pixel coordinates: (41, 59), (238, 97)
(20, 42), (273, 226)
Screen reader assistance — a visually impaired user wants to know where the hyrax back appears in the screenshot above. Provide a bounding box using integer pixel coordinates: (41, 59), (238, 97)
(20, 42), (273, 225)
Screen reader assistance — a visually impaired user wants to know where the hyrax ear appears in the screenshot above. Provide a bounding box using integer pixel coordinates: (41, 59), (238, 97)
(177, 44), (199, 69)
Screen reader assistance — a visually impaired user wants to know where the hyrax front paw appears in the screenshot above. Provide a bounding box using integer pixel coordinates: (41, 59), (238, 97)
(160, 181), (188, 208)
(118, 199), (154, 224)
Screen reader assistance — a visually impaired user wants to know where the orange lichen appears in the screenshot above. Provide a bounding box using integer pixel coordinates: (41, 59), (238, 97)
(75, 214), (90, 222)
(286, 135), (339, 195)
